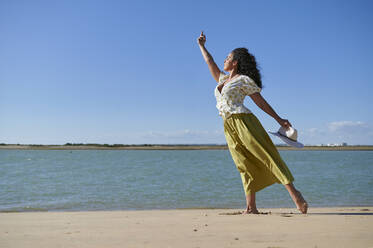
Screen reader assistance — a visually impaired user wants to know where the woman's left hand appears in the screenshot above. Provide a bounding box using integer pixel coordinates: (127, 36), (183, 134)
(277, 118), (292, 129)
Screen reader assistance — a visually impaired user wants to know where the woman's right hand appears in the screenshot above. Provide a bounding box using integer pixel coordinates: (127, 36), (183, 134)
(197, 31), (206, 46)
(277, 118), (292, 129)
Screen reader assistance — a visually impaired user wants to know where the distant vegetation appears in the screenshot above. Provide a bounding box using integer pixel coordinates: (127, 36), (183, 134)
(0, 143), (226, 147)
(62, 143), (221, 147)
(1, 143), (373, 151)
(64, 143), (129, 147)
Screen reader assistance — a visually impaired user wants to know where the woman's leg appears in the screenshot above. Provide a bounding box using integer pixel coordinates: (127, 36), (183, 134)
(284, 183), (308, 214)
(242, 192), (259, 214)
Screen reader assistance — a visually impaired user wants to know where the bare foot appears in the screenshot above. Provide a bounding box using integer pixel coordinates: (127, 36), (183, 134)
(242, 208), (259, 215)
(295, 190), (308, 214)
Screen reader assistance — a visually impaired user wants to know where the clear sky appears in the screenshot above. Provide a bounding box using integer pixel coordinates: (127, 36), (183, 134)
(1, 0), (372, 145)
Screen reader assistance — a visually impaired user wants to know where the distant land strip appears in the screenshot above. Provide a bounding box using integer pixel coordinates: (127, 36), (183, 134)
(1, 144), (373, 151)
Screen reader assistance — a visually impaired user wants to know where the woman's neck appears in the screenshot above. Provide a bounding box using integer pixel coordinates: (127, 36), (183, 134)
(228, 69), (239, 80)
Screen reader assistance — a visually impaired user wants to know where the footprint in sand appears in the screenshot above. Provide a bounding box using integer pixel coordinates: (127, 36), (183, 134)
(280, 214), (293, 217)
(219, 211), (270, 215)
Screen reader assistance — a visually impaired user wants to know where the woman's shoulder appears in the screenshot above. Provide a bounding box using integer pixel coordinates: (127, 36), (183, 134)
(237, 75), (262, 94)
(239, 75), (259, 86)
(238, 74), (253, 82)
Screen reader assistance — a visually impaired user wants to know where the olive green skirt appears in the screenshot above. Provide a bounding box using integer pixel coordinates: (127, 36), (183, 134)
(223, 113), (294, 195)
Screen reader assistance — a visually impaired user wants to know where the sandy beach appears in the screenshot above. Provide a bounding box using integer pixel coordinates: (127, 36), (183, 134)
(1, 207), (372, 248)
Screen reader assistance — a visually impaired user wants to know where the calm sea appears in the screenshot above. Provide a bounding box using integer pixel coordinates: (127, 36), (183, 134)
(0, 150), (372, 212)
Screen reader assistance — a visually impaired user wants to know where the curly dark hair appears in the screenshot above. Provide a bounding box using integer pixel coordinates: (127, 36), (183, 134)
(232, 48), (262, 88)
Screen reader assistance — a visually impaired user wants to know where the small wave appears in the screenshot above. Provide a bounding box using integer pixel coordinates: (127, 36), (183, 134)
(0, 206), (49, 213)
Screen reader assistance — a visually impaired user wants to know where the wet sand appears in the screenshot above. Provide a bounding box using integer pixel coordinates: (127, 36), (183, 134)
(1, 207), (372, 248)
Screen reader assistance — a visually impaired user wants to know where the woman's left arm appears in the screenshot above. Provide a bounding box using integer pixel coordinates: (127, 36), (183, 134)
(250, 92), (292, 129)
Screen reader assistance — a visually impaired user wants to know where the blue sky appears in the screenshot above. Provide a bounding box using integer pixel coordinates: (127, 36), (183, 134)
(1, 0), (372, 145)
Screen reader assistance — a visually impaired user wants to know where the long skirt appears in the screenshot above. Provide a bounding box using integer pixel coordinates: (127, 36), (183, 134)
(223, 113), (294, 195)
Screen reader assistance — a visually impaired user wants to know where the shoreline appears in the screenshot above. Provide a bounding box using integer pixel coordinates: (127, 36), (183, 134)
(1, 144), (373, 151)
(2, 204), (373, 213)
(1, 206), (372, 248)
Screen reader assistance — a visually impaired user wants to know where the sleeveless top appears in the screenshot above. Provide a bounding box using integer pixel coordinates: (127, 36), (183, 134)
(214, 72), (261, 118)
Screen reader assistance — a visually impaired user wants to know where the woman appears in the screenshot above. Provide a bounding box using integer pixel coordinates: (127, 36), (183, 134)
(197, 31), (308, 214)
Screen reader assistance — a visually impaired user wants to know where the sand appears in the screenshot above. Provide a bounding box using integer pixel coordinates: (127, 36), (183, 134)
(1, 207), (372, 248)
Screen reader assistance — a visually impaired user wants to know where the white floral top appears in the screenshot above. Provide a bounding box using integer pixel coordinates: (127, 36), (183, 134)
(214, 72), (261, 118)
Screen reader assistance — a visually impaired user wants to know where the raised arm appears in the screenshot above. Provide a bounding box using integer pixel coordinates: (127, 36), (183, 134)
(197, 31), (221, 82)
(250, 92), (292, 129)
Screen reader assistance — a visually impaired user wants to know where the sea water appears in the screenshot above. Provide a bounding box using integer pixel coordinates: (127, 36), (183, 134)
(0, 150), (372, 212)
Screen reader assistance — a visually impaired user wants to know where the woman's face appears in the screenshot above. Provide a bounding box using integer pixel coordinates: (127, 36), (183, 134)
(223, 53), (237, 71)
